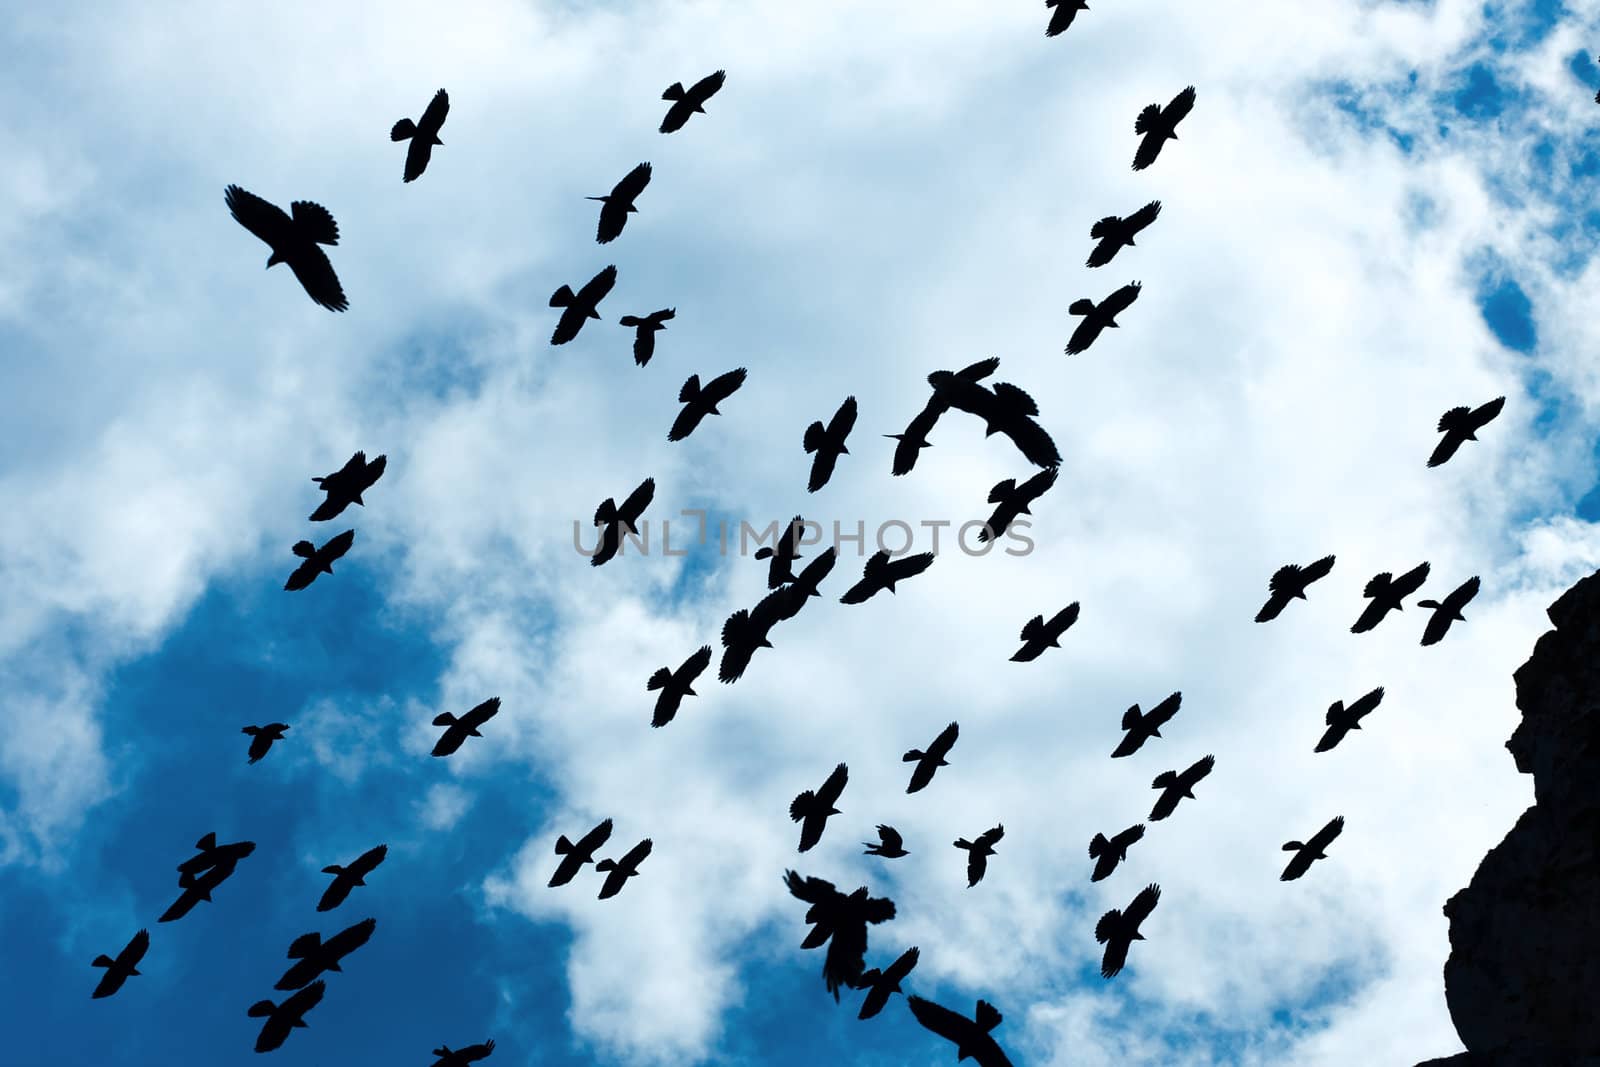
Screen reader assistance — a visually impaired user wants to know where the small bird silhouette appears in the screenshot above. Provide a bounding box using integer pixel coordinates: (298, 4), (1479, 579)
(595, 838), (652, 899)
(1110, 692), (1182, 758)
(274, 917), (377, 990)
(588, 162), (652, 244)
(753, 515), (807, 589)
(591, 477), (655, 567)
(431, 1039), (497, 1067)
(1149, 755), (1214, 820)
(791, 763), (848, 852)
(1254, 555), (1335, 623)
(903, 721), (958, 794)
(391, 88), (448, 182)
(549, 818), (614, 888)
(855, 946), (919, 1020)
(906, 996), (1015, 1067)
(1351, 562), (1430, 633)
(1045, 0), (1089, 37)
(309, 451), (386, 522)
(1086, 201), (1161, 268)
(317, 844), (388, 912)
(1011, 602), (1079, 662)
(90, 929), (149, 999)
(550, 265), (617, 345)
(718, 586), (790, 683)
(1428, 397), (1504, 467)
(248, 981), (325, 1053)
(1088, 824), (1145, 882)
(1096, 883), (1160, 978)
(660, 70), (726, 133)
(225, 185), (348, 311)
(284, 530), (355, 591)
(669, 368), (747, 441)
(1418, 576), (1480, 646)
(981, 468), (1058, 543)
(242, 723), (289, 764)
(1280, 816), (1344, 881)
(648, 645), (712, 727)
(863, 825), (909, 859)
(804, 396), (857, 492)
(954, 824), (1004, 886)
(768, 548), (838, 623)
(926, 366), (1062, 469)
(1132, 86), (1196, 170)
(431, 697), (500, 757)
(1314, 686), (1384, 753)
(840, 551), (936, 605)
(1065, 282), (1141, 355)
(162, 834), (255, 922)
(618, 307), (674, 366)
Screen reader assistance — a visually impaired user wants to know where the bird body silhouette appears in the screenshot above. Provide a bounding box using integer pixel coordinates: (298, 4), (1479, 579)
(1428, 397), (1504, 467)
(1418, 576), (1480, 646)
(242, 723), (289, 764)
(391, 88), (448, 182)
(767, 548), (838, 625)
(1314, 686), (1384, 753)
(1351, 562), (1430, 633)
(309, 451), (386, 522)
(284, 530), (355, 591)
(954, 824), (1003, 886)
(791, 763), (848, 852)
(431, 1039), (496, 1066)
(1086, 200), (1160, 267)
(1096, 883), (1160, 977)
(804, 397), (857, 492)
(864, 825), (908, 858)
(591, 477), (655, 567)
(431, 697), (500, 757)
(753, 515), (806, 589)
(163, 834), (255, 922)
(1065, 282), (1141, 355)
(248, 981), (325, 1053)
(889, 357), (1000, 475)
(550, 265), (617, 345)
(904, 721), (958, 793)
(1255, 554), (1335, 622)
(1149, 754), (1214, 820)
(840, 551), (936, 604)
(90, 929), (148, 999)
(275, 918), (376, 990)
(619, 307), (673, 366)
(660, 70), (726, 132)
(225, 185), (348, 311)
(982, 468), (1057, 544)
(718, 586), (790, 683)
(1281, 816), (1344, 881)
(1045, 0), (1089, 37)
(648, 646), (712, 727)
(1132, 86), (1196, 170)
(926, 367), (1061, 469)
(595, 838), (652, 899)
(855, 945), (918, 1019)
(1011, 602), (1079, 661)
(669, 368), (747, 441)
(906, 996), (1015, 1067)
(1111, 691), (1182, 757)
(589, 163), (652, 244)
(549, 818), (613, 887)
(783, 870), (896, 1000)
(1089, 824), (1145, 882)
(318, 844), (387, 911)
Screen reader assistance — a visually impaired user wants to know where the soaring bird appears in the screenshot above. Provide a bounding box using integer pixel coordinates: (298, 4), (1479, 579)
(248, 981), (325, 1053)
(1045, 0), (1089, 37)
(618, 307), (674, 366)
(1088, 824), (1145, 882)
(588, 162), (652, 244)
(855, 946), (919, 1020)
(718, 585), (790, 683)
(274, 918), (377, 990)
(1280, 816), (1344, 882)
(783, 870), (896, 1000)
(669, 368), (747, 441)
(242, 723), (289, 764)
(163, 834), (255, 921)
(90, 930), (149, 999)
(804, 396), (857, 493)
(954, 824), (1004, 887)
(391, 88), (449, 182)
(1351, 562), (1430, 633)
(1131, 86), (1196, 171)
(309, 451), (386, 522)
(791, 763), (848, 853)
(906, 996), (1015, 1067)
(1314, 686), (1384, 753)
(660, 70), (726, 133)
(549, 265), (617, 345)
(840, 551), (936, 605)
(1428, 397), (1504, 468)
(224, 185), (348, 311)
(430, 697), (500, 757)
(595, 838), (652, 899)
(284, 530), (355, 591)
(863, 825), (909, 859)
(1149, 755), (1214, 821)
(648, 645), (712, 727)
(1010, 602), (1079, 661)
(768, 547), (838, 623)
(981, 468), (1058, 543)
(1096, 883), (1160, 978)
(1086, 201), (1161, 268)
(753, 515), (807, 589)
(1064, 282), (1141, 355)
(888, 357), (1001, 476)
(903, 721), (959, 794)
(431, 1040), (497, 1067)
(1254, 554), (1336, 623)
(1418, 576), (1480, 646)
(926, 367), (1062, 469)
(1110, 692), (1183, 758)
(317, 844), (388, 912)
(548, 818), (614, 888)
(591, 477), (655, 567)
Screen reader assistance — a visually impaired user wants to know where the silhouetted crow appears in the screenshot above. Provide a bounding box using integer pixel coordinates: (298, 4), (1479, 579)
(591, 477), (655, 567)
(225, 185), (348, 311)
(791, 763), (848, 852)
(1281, 816), (1344, 882)
(888, 357), (1000, 475)
(431, 1040), (496, 1066)
(1045, 0), (1089, 37)
(648, 646), (712, 727)
(550, 265), (617, 345)
(1065, 282), (1141, 355)
(309, 451), (386, 522)
(391, 88), (448, 182)
(549, 818), (613, 888)
(804, 397), (857, 492)
(718, 586), (790, 683)
(1086, 201), (1160, 268)
(840, 551), (936, 605)
(783, 870), (896, 1000)
(770, 547), (838, 622)
(161, 864), (241, 923)
(1149, 755), (1214, 821)
(926, 367), (1062, 469)
(1255, 554), (1336, 622)
(1111, 692), (1182, 758)
(1419, 576), (1480, 646)
(1351, 562), (1430, 633)
(906, 996), (1015, 1067)
(1096, 883), (1160, 978)
(669, 368), (747, 441)
(619, 307), (674, 366)
(753, 515), (806, 588)
(904, 721), (958, 794)
(1010, 602), (1079, 661)
(431, 697), (500, 757)
(660, 70), (726, 133)
(855, 946), (918, 1020)
(91, 929), (148, 999)
(275, 918), (376, 990)
(595, 838), (652, 899)
(248, 981), (324, 1053)
(954, 824), (1003, 886)
(981, 468), (1057, 544)
(1314, 686), (1384, 753)
(317, 844), (387, 912)
(1131, 86), (1195, 171)
(284, 530), (355, 592)
(242, 723), (289, 764)
(1089, 824), (1145, 882)
(175, 832), (256, 886)
(1428, 397), (1504, 468)
(588, 162), (652, 244)
(864, 825), (908, 858)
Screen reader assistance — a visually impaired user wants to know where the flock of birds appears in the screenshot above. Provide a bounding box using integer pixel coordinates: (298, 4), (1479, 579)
(88, 11), (1522, 1064)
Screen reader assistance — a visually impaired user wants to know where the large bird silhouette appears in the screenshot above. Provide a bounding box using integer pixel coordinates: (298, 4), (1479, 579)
(391, 88), (448, 182)
(906, 996), (1015, 1067)
(791, 763), (848, 852)
(864, 825), (909, 859)
(1065, 282), (1141, 355)
(1428, 397), (1504, 467)
(618, 307), (673, 366)
(1149, 755), (1214, 820)
(248, 981), (325, 1053)
(660, 70), (726, 133)
(981, 468), (1057, 543)
(888, 357), (1000, 475)
(549, 819), (613, 888)
(588, 162), (652, 244)
(1280, 816), (1344, 881)
(669, 368), (747, 441)
(1418, 576), (1480, 646)
(550, 265), (617, 345)
(284, 530), (355, 591)
(1254, 554), (1336, 622)
(225, 185), (348, 311)
(804, 396), (857, 492)
(242, 723), (288, 764)
(317, 844), (387, 911)
(1096, 883), (1160, 978)
(904, 721), (958, 794)
(926, 365), (1061, 469)
(1045, 0), (1089, 37)
(90, 929), (148, 999)
(1314, 686), (1384, 753)
(595, 838), (652, 899)
(1351, 562), (1430, 633)
(648, 646), (712, 727)
(309, 451), (386, 522)
(431, 1040), (496, 1066)
(1086, 201), (1161, 267)
(1011, 602), (1079, 661)
(718, 586), (790, 683)
(855, 946), (918, 1020)
(431, 697), (500, 757)
(1089, 824), (1145, 882)
(1110, 692), (1182, 757)
(274, 918), (376, 990)
(840, 551), (936, 604)
(783, 870), (896, 1000)
(1131, 86), (1196, 171)
(591, 477), (655, 567)
(954, 824), (1004, 887)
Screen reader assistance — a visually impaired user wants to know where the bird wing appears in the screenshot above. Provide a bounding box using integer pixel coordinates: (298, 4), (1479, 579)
(1126, 199), (1162, 231)
(828, 395), (859, 438)
(353, 844), (388, 876)
(578, 264), (618, 304)
(818, 762), (849, 804)
(418, 88), (449, 135)
(624, 838), (653, 867)
(1147, 691), (1182, 728)
(886, 945), (920, 981)
(669, 406), (703, 442)
(463, 697), (501, 729)
(784, 869), (837, 905)
(1103, 281), (1142, 316)
(1164, 85), (1197, 124)
(225, 185), (292, 248)
(1350, 686), (1385, 718)
(1301, 554), (1335, 583)
(357, 454), (387, 492)
(284, 242), (349, 312)
(122, 928), (151, 966)
(403, 137), (435, 182)
(1309, 815), (1345, 850)
(1182, 754), (1216, 786)
(1131, 128), (1164, 171)
(878, 825), (903, 850)
(705, 367), (748, 402)
(1446, 575), (1481, 611)
(1117, 823), (1147, 848)
(1047, 602), (1080, 634)
(319, 528), (356, 563)
(690, 69), (727, 101)
(615, 161), (652, 202)
(1470, 395), (1506, 426)
(886, 552), (936, 581)
(1395, 561), (1431, 595)
(929, 721), (959, 758)
(681, 644), (713, 680)
(907, 995), (972, 1045)
(977, 824), (1004, 848)
(1427, 433), (1464, 468)
(619, 477), (656, 522)
(1126, 882), (1161, 925)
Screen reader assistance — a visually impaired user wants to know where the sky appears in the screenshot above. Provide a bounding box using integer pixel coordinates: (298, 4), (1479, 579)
(4, 0), (1600, 1064)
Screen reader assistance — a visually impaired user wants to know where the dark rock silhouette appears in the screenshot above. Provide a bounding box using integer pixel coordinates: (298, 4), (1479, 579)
(1280, 816), (1343, 882)
(619, 307), (673, 366)
(1314, 686), (1384, 753)
(1419, 576), (1481, 647)
(242, 723), (289, 764)
(91, 929), (148, 999)
(431, 697), (500, 757)
(906, 996), (1015, 1067)
(1428, 397), (1504, 468)
(309, 451), (386, 522)
(864, 825), (908, 858)
(591, 477), (655, 567)
(855, 945), (918, 1020)
(804, 396), (857, 492)
(1088, 824), (1145, 882)
(840, 551), (935, 605)
(1096, 883), (1160, 978)
(669, 368), (746, 441)
(1255, 554), (1336, 623)
(660, 70), (726, 133)
(1149, 754), (1214, 821)
(391, 88), (448, 182)
(1011, 602), (1079, 661)
(595, 838), (651, 899)
(1065, 282), (1141, 355)
(549, 818), (613, 888)
(904, 721), (958, 794)
(1086, 200), (1160, 267)
(648, 646), (712, 727)
(1111, 691), (1182, 758)
(1131, 86), (1195, 171)
(791, 762), (848, 853)
(274, 918), (376, 990)
(589, 163), (652, 244)
(431, 1039), (496, 1066)
(1352, 562), (1430, 633)
(225, 185), (348, 311)
(284, 530), (355, 591)
(550, 265), (617, 345)
(317, 844), (387, 911)
(1045, 0), (1089, 37)
(248, 981), (324, 1053)
(954, 824), (1004, 887)
(783, 870), (896, 1001)
(982, 468), (1058, 543)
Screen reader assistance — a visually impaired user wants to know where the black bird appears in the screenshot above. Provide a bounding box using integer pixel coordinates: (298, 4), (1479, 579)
(1149, 755), (1214, 821)
(309, 451), (386, 522)
(391, 88), (448, 183)
(248, 981), (325, 1053)
(90, 930), (148, 999)
(804, 397), (857, 492)
(1110, 692), (1183, 758)
(753, 515), (806, 589)
(840, 551), (936, 605)
(981, 468), (1057, 544)
(618, 307), (674, 366)
(595, 838), (652, 899)
(1045, 0), (1089, 37)
(903, 721), (958, 794)
(783, 871), (896, 1000)
(588, 162), (652, 244)
(864, 825), (908, 859)
(888, 357), (1000, 476)
(1096, 883), (1160, 978)
(1065, 282), (1141, 355)
(1254, 554), (1336, 623)
(317, 844), (388, 912)
(549, 818), (614, 888)
(1281, 816), (1344, 882)
(274, 918), (376, 990)
(926, 367), (1061, 469)
(718, 586), (790, 683)
(550, 265), (617, 345)
(1418, 576), (1480, 646)
(1132, 86), (1196, 171)
(161, 863), (243, 923)
(1010, 602), (1079, 662)
(1351, 562), (1430, 633)
(791, 763), (848, 853)
(225, 185), (348, 312)
(1088, 824), (1145, 882)
(1313, 686), (1384, 753)
(767, 548), (839, 624)
(431, 697), (500, 757)
(954, 824), (1004, 887)
(284, 530), (355, 592)
(648, 646), (712, 727)
(431, 1040), (496, 1067)
(591, 477), (655, 567)
(906, 996), (1015, 1067)
(855, 946), (918, 1020)
(242, 723), (289, 764)
(1086, 201), (1161, 268)
(1428, 397), (1505, 468)
(669, 368), (747, 441)
(660, 70), (726, 133)
(175, 832), (256, 886)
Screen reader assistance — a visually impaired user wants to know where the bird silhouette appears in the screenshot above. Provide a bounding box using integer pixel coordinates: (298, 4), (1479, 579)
(284, 530), (355, 592)
(1096, 883), (1160, 978)
(549, 818), (614, 888)
(588, 162), (652, 244)
(904, 721), (958, 794)
(317, 844), (388, 912)
(855, 946), (918, 1020)
(1045, 0), (1089, 37)
(1010, 602), (1079, 661)
(669, 368), (747, 441)
(90, 929), (149, 999)
(1086, 201), (1161, 268)
(618, 307), (674, 366)
(1351, 562), (1430, 633)
(981, 468), (1058, 544)
(247, 981), (325, 1053)
(864, 825), (909, 858)
(768, 547), (839, 625)
(1418, 576), (1480, 646)
(1132, 86), (1195, 170)
(648, 646), (712, 727)
(753, 515), (807, 589)
(1428, 397), (1504, 467)
(783, 870), (896, 1000)
(840, 551), (936, 605)
(660, 70), (726, 133)
(591, 477), (655, 567)
(804, 397), (857, 492)
(926, 366), (1062, 469)
(1281, 816), (1344, 881)
(550, 265), (617, 345)
(274, 918), (376, 990)
(1314, 686), (1384, 753)
(225, 185), (348, 311)
(1110, 692), (1183, 758)
(1088, 824), (1145, 882)
(1254, 554), (1336, 623)
(1064, 282), (1141, 355)
(309, 451), (386, 522)
(163, 834), (255, 922)
(242, 723), (289, 764)
(791, 763), (848, 852)
(391, 88), (448, 182)
(906, 996), (1015, 1067)
(1149, 755), (1214, 820)
(888, 357), (1000, 475)
(431, 697), (500, 757)
(954, 824), (1004, 886)
(431, 1040), (496, 1067)
(718, 586), (791, 683)
(595, 838), (652, 899)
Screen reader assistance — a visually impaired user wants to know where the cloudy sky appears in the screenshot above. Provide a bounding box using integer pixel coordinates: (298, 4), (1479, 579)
(5, 0), (1600, 1063)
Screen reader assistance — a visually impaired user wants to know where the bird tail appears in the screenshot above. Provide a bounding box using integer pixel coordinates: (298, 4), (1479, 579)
(431, 712), (458, 727)
(247, 1000), (277, 1018)
(1088, 833), (1109, 858)
(662, 81), (686, 101)
(858, 967), (882, 986)
(92, 954), (115, 968)
(802, 420), (825, 453)
(954, 837), (972, 850)
(976, 1000), (1002, 1031)
(647, 668), (672, 691)
(195, 832), (217, 851)
(678, 375), (702, 403)
(595, 858), (617, 872)
(1088, 215), (1121, 239)
(902, 747), (924, 763)
(1094, 909), (1120, 943)
(1362, 573), (1393, 597)
(1417, 599), (1440, 610)
(287, 933), (320, 958)
(987, 479), (1016, 504)
(550, 284), (576, 308)
(1282, 841), (1304, 852)
(390, 118), (417, 141)
(594, 498), (619, 526)
(554, 834), (575, 855)
(789, 791), (816, 822)
(291, 540), (316, 559)
(1067, 298), (1096, 317)
(1134, 103), (1163, 134)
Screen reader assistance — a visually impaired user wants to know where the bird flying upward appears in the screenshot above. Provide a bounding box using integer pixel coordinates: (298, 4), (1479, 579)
(549, 818), (614, 888)
(550, 265), (618, 345)
(1149, 754), (1214, 820)
(1254, 554), (1336, 623)
(1351, 562), (1430, 633)
(903, 721), (959, 794)
(588, 162), (652, 244)
(284, 530), (355, 592)
(317, 844), (388, 912)
(669, 368), (747, 441)
(1086, 200), (1161, 268)
(953, 824), (1004, 887)
(1132, 86), (1196, 171)
(391, 88), (448, 182)
(648, 645), (712, 727)
(1096, 883), (1160, 978)
(864, 825), (909, 859)
(90, 929), (149, 999)
(1280, 816), (1344, 881)
(1428, 396), (1504, 467)
(1088, 824), (1146, 882)
(595, 838), (652, 899)
(430, 697), (500, 757)
(1418, 576), (1480, 646)
(804, 396), (857, 493)
(248, 981), (325, 1053)
(855, 945), (918, 1020)
(906, 996), (1015, 1067)
(791, 762), (848, 852)
(591, 477), (655, 567)
(1314, 686), (1384, 753)
(982, 468), (1058, 544)
(1110, 692), (1183, 758)
(660, 70), (726, 133)
(618, 307), (674, 366)
(1065, 282), (1141, 355)
(309, 451), (386, 522)
(1011, 602), (1079, 662)
(242, 723), (289, 764)
(225, 185), (348, 311)
(840, 551), (936, 605)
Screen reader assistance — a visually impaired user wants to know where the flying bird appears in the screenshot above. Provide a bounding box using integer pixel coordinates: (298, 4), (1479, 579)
(274, 918), (377, 990)
(855, 946), (919, 1020)
(791, 762), (848, 852)
(1088, 824), (1146, 882)
(242, 723), (289, 764)
(1110, 692), (1183, 758)
(595, 838), (652, 899)
(660, 70), (726, 133)
(903, 721), (958, 794)
(783, 870), (896, 1000)
(391, 88), (448, 182)
(549, 265), (618, 345)
(1351, 562), (1430, 633)
(954, 824), (1004, 887)
(1086, 200), (1161, 268)
(906, 996), (1015, 1067)
(863, 825), (909, 859)
(309, 451), (386, 522)
(804, 396), (857, 492)
(431, 1040), (497, 1067)
(1064, 282), (1141, 355)
(284, 530), (355, 592)
(1096, 883), (1161, 978)
(317, 844), (388, 912)
(767, 547), (839, 625)
(753, 515), (807, 589)
(648, 646), (712, 727)
(430, 697), (500, 757)
(588, 162), (652, 244)
(90, 930), (149, 999)
(163, 834), (255, 922)
(1149, 755), (1214, 821)
(1254, 554), (1336, 623)
(888, 357), (1000, 476)
(669, 368), (747, 441)
(718, 585), (790, 683)
(926, 366), (1061, 469)
(1314, 686), (1384, 753)
(1045, 0), (1089, 37)
(1418, 576), (1481, 646)
(618, 307), (674, 366)
(1010, 602), (1079, 662)
(840, 551), (936, 605)
(1132, 86), (1196, 171)
(224, 185), (348, 311)
(1428, 397), (1505, 468)
(549, 818), (614, 888)
(1280, 816), (1344, 882)
(591, 477), (655, 567)
(247, 981), (325, 1053)
(981, 468), (1058, 544)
